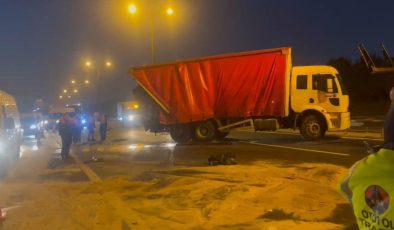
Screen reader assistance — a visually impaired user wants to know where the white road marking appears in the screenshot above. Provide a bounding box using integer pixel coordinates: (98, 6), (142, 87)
(70, 153), (102, 182)
(242, 141), (350, 157)
(237, 130), (383, 141)
(49, 132), (102, 182)
(340, 136), (383, 141)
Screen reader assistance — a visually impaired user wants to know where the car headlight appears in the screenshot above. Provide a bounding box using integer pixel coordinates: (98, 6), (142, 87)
(30, 124), (37, 129)
(56, 120), (59, 123)
(82, 119), (86, 124)
(44, 120), (48, 124)
(118, 117), (123, 121)
(128, 115), (134, 121)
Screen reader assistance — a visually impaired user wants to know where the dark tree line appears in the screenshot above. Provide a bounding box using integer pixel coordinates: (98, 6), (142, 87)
(328, 56), (394, 102)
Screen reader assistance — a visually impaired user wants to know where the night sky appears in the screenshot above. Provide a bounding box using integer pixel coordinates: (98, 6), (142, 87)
(1, 0), (394, 111)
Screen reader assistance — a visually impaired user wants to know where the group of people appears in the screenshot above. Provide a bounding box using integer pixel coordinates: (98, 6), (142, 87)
(58, 113), (108, 160)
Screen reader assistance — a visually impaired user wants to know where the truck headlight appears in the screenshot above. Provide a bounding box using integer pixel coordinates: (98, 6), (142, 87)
(30, 124), (37, 129)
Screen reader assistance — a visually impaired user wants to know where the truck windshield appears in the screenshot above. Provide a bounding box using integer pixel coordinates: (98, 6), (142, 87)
(336, 74), (348, 95)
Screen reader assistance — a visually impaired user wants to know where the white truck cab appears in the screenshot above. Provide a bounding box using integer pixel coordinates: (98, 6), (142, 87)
(290, 66), (350, 139)
(0, 91), (22, 173)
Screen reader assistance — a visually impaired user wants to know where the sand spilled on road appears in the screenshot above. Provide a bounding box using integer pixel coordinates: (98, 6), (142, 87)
(0, 160), (355, 230)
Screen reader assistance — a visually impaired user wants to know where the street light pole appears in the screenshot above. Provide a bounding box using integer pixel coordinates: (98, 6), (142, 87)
(128, 4), (174, 64)
(84, 61), (112, 110)
(150, 18), (156, 64)
(96, 67), (101, 105)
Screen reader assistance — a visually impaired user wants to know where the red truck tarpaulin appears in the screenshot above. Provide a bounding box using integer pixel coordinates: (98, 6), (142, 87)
(132, 47), (290, 125)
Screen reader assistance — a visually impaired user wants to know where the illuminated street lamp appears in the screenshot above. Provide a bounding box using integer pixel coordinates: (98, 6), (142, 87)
(71, 80), (76, 84)
(63, 89), (68, 93)
(128, 4), (174, 63)
(166, 7), (174, 16)
(68, 95), (71, 99)
(59, 95), (63, 99)
(128, 4), (137, 14)
(85, 59), (113, 103)
(74, 89), (78, 93)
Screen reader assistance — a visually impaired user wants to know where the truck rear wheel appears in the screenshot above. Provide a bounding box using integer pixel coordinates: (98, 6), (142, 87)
(169, 125), (192, 143)
(300, 115), (326, 140)
(194, 121), (216, 142)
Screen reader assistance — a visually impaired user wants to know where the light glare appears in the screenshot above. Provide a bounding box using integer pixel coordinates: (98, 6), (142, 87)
(128, 4), (137, 14)
(167, 8), (174, 15)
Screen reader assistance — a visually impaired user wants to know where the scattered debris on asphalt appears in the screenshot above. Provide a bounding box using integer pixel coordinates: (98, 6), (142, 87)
(208, 152), (237, 166)
(112, 138), (128, 143)
(83, 156), (104, 164)
(259, 209), (298, 221)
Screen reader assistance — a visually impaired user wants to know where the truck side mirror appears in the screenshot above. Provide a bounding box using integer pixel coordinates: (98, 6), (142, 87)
(4, 117), (15, 130)
(327, 78), (334, 93)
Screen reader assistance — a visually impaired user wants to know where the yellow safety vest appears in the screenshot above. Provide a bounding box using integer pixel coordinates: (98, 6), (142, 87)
(339, 148), (394, 230)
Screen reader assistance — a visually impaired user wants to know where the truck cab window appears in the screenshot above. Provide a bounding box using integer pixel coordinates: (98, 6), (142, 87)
(336, 74), (348, 95)
(312, 74), (338, 93)
(296, 75), (307, 89)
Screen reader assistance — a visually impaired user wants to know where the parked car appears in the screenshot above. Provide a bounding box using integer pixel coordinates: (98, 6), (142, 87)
(0, 91), (23, 171)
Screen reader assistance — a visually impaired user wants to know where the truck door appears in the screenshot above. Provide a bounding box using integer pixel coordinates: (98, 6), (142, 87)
(310, 74), (343, 113)
(291, 74), (312, 112)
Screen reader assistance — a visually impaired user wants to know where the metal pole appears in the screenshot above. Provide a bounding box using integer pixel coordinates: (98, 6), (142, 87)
(150, 18), (155, 64)
(96, 67), (101, 109)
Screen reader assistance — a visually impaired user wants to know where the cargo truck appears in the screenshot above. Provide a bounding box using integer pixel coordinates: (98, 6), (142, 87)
(130, 47), (350, 143)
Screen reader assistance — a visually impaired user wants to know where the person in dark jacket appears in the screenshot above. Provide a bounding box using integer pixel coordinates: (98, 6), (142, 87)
(72, 114), (82, 145)
(58, 113), (73, 160)
(382, 87), (394, 148)
(99, 114), (108, 142)
(370, 87), (394, 152)
(87, 114), (95, 142)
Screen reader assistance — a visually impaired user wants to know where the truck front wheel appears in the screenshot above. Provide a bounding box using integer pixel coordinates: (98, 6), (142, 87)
(300, 115), (326, 140)
(169, 125), (192, 143)
(194, 121), (216, 142)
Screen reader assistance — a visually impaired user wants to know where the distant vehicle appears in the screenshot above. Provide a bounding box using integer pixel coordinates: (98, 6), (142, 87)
(117, 101), (140, 124)
(66, 103), (83, 114)
(0, 91), (22, 163)
(46, 106), (74, 131)
(20, 113), (44, 138)
(131, 47), (350, 143)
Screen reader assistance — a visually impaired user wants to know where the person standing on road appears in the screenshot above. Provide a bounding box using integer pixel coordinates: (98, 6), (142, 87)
(58, 113), (73, 160)
(87, 114), (95, 142)
(369, 87), (394, 152)
(73, 114), (82, 145)
(339, 87), (394, 229)
(382, 87), (394, 148)
(99, 114), (108, 142)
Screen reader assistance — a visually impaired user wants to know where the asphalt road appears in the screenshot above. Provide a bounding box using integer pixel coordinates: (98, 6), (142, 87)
(71, 123), (379, 181)
(2, 122), (381, 229)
